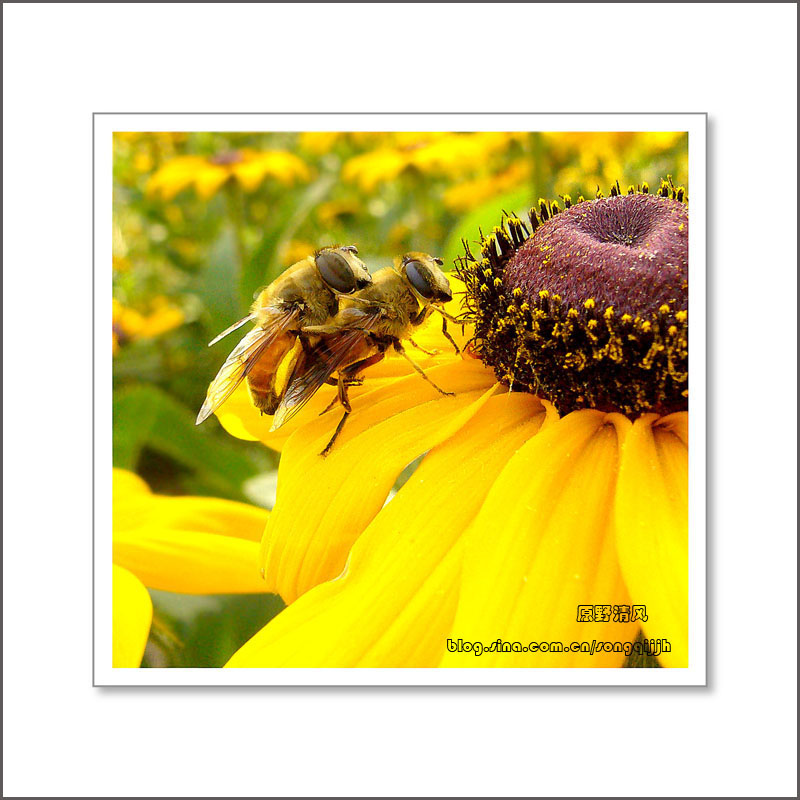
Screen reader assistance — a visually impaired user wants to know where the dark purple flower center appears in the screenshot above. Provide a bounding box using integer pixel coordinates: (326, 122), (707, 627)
(457, 183), (689, 417)
(504, 194), (687, 317)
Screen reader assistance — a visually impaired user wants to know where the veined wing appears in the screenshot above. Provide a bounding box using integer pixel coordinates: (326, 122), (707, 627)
(269, 309), (381, 432)
(196, 307), (299, 425)
(207, 312), (258, 347)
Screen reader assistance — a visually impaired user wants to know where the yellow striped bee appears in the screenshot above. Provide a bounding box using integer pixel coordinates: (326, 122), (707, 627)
(195, 245), (372, 425)
(270, 252), (460, 455)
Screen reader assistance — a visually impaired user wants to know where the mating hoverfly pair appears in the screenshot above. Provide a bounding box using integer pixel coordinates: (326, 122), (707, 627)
(195, 245), (460, 456)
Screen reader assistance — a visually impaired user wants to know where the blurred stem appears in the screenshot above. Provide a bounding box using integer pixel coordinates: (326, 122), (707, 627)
(224, 180), (248, 281)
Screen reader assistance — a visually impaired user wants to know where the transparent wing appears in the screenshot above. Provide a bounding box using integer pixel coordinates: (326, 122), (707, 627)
(207, 312), (258, 347)
(270, 310), (381, 431)
(196, 308), (299, 425)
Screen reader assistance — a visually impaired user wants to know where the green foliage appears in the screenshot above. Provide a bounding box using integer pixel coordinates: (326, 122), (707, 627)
(113, 384), (271, 501)
(144, 591), (286, 668)
(441, 186), (534, 269)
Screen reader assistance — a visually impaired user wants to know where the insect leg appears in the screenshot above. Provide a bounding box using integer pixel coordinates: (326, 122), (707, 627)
(320, 409), (350, 457)
(318, 351), (386, 417)
(319, 371), (353, 456)
(318, 350), (389, 454)
(430, 308), (462, 354)
(408, 338), (439, 356)
(393, 341), (455, 397)
(319, 394), (341, 416)
(440, 316), (460, 355)
(336, 372), (352, 412)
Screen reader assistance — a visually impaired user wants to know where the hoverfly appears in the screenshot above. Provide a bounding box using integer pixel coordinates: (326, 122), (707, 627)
(195, 245), (372, 425)
(269, 252), (461, 456)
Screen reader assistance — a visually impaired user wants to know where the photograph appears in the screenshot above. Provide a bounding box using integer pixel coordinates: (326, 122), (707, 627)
(104, 120), (700, 679)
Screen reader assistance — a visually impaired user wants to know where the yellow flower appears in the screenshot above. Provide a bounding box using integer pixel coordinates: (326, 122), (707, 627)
(279, 239), (318, 266)
(443, 161), (531, 213)
(298, 131), (346, 154)
(541, 132), (689, 199)
(342, 132), (523, 192)
(112, 296), (184, 354)
(217, 182), (688, 669)
(111, 469), (270, 667)
(315, 199), (362, 228)
(146, 149), (311, 201)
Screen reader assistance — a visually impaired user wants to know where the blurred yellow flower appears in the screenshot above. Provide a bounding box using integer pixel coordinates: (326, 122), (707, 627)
(146, 149), (311, 201)
(443, 161), (531, 212)
(115, 132), (188, 145)
(112, 254), (131, 273)
(133, 151), (154, 173)
(299, 131), (450, 157)
(299, 131), (346, 154)
(342, 132), (524, 192)
(315, 199), (361, 228)
(112, 296), (184, 354)
(542, 132), (688, 197)
(111, 468), (272, 667)
(279, 239), (317, 266)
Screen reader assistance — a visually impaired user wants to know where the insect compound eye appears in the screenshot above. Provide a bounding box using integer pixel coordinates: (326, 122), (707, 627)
(404, 260), (436, 300)
(316, 250), (357, 293)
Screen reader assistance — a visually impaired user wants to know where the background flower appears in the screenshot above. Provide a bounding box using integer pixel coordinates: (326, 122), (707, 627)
(111, 468), (282, 667)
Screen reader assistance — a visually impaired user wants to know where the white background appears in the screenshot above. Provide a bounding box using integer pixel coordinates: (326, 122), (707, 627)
(3, 3), (797, 797)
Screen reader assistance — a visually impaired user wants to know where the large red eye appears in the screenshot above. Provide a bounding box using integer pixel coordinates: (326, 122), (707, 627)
(315, 250), (357, 293)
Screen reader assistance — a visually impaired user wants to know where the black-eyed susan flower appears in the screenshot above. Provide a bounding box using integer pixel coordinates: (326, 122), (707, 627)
(111, 468), (271, 666)
(199, 179), (689, 669)
(146, 148), (311, 201)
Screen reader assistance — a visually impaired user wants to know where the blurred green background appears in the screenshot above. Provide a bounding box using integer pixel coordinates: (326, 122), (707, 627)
(112, 130), (688, 665)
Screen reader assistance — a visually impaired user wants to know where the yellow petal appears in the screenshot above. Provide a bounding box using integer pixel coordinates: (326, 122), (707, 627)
(227, 392), (549, 667)
(193, 164), (230, 199)
(144, 497), (267, 542)
(213, 335), (472, 452)
(443, 410), (636, 667)
(615, 412), (688, 667)
(113, 467), (151, 499)
(112, 469), (268, 541)
(216, 409), (260, 442)
(215, 373), (402, 451)
(114, 527), (268, 594)
(145, 155), (207, 201)
(231, 159), (271, 192)
(112, 565), (152, 668)
(260, 358), (498, 603)
(232, 152), (311, 190)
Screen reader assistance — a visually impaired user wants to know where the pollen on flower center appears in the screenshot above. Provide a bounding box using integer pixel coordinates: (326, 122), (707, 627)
(457, 180), (689, 417)
(506, 193), (687, 318)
